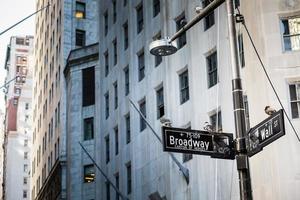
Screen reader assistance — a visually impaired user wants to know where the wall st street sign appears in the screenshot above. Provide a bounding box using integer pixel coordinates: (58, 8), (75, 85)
(162, 126), (235, 160)
(247, 109), (285, 157)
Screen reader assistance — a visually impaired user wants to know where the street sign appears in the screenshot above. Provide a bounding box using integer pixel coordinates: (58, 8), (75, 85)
(162, 126), (235, 160)
(247, 109), (285, 157)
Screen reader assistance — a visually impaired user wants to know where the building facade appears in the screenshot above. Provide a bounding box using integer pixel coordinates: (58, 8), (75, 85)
(3, 35), (34, 200)
(31, 0), (98, 199)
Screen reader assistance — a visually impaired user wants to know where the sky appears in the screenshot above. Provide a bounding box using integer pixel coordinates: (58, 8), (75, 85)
(0, 0), (36, 113)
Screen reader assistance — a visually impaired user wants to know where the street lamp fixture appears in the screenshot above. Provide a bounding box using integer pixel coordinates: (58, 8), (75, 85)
(149, 38), (177, 56)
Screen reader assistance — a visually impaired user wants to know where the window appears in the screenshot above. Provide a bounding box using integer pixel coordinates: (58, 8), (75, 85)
(139, 99), (146, 131)
(24, 139), (28, 147)
(23, 177), (28, 185)
(115, 173), (120, 200)
(203, 0), (215, 30)
(25, 103), (29, 110)
(104, 50), (109, 76)
(24, 152), (28, 159)
(207, 51), (218, 88)
(123, 0), (127, 6)
(125, 114), (130, 144)
(75, 1), (85, 19)
(105, 92), (109, 119)
(126, 162), (132, 194)
(156, 87), (164, 118)
(105, 135), (110, 163)
(176, 14), (187, 49)
(104, 11), (108, 36)
(289, 83), (300, 118)
(153, 32), (162, 66)
(238, 34), (245, 67)
(281, 16), (300, 51)
(153, 0), (160, 17)
(106, 181), (110, 200)
(112, 39), (117, 65)
(82, 67), (95, 106)
(210, 111), (222, 132)
(84, 165), (95, 183)
(136, 3), (144, 33)
(76, 29), (85, 47)
(124, 66), (129, 95)
(84, 118), (94, 140)
(115, 127), (119, 155)
(138, 51), (145, 81)
(23, 190), (28, 198)
(24, 164), (28, 172)
(113, 0), (117, 23)
(123, 22), (129, 50)
(114, 82), (118, 109)
(179, 70), (189, 104)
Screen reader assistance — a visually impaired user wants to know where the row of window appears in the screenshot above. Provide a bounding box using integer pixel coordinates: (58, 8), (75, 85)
(84, 161), (132, 198)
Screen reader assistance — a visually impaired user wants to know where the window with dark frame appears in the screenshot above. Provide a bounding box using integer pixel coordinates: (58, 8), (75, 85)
(176, 14), (187, 49)
(104, 51), (109, 76)
(84, 165), (95, 183)
(113, 39), (117, 65)
(104, 11), (108, 36)
(123, 22), (129, 50)
(156, 87), (164, 119)
(125, 114), (130, 144)
(124, 0), (127, 6)
(114, 82), (118, 109)
(115, 173), (120, 200)
(153, 0), (160, 17)
(289, 83), (300, 118)
(114, 127), (119, 155)
(139, 99), (146, 131)
(75, 1), (85, 19)
(113, 0), (117, 23)
(23, 190), (28, 198)
(238, 34), (245, 67)
(203, 0), (215, 30)
(138, 50), (145, 81)
(136, 3), (144, 33)
(280, 17), (300, 51)
(105, 92), (109, 119)
(76, 29), (85, 47)
(106, 181), (110, 200)
(179, 70), (189, 104)
(124, 66), (129, 95)
(126, 162), (132, 194)
(82, 67), (95, 106)
(105, 135), (110, 163)
(84, 117), (94, 140)
(210, 111), (222, 132)
(207, 51), (218, 88)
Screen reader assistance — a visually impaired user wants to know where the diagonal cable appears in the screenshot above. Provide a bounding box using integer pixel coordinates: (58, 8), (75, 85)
(128, 98), (190, 184)
(236, 8), (300, 142)
(0, 4), (50, 36)
(79, 142), (129, 200)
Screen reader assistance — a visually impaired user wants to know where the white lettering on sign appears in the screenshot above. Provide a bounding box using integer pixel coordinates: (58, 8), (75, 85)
(169, 135), (210, 151)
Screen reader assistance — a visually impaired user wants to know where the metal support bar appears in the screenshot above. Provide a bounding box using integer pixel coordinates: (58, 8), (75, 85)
(169, 0), (225, 42)
(128, 98), (190, 184)
(79, 142), (129, 200)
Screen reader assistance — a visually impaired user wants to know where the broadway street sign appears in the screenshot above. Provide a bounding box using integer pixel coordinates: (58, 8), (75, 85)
(162, 126), (235, 160)
(247, 109), (285, 157)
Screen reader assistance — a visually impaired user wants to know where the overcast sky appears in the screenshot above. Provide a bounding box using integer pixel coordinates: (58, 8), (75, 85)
(0, 0), (35, 113)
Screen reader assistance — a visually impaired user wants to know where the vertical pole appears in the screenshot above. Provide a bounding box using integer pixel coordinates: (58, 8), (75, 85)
(226, 0), (253, 199)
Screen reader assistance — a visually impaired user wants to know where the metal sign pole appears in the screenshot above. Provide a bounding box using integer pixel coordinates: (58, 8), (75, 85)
(226, 0), (253, 199)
